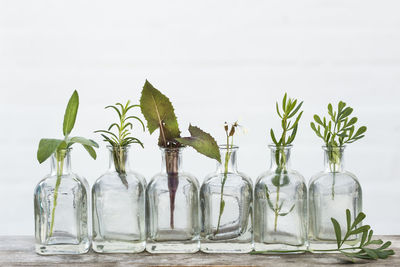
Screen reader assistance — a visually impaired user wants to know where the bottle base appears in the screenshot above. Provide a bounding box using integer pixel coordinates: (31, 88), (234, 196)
(35, 241), (90, 255)
(201, 241), (252, 253)
(146, 240), (199, 253)
(92, 240), (145, 253)
(253, 242), (307, 254)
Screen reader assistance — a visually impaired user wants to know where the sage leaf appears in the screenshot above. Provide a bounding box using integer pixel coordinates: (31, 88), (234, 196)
(70, 136), (99, 148)
(63, 90), (79, 136)
(176, 124), (221, 163)
(37, 139), (64, 163)
(83, 144), (97, 160)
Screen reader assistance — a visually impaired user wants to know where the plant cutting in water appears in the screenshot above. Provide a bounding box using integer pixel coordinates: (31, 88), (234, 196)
(36, 90), (99, 237)
(252, 209), (394, 261)
(310, 101), (367, 199)
(95, 101), (145, 188)
(269, 93), (303, 232)
(140, 80), (220, 229)
(214, 121), (239, 234)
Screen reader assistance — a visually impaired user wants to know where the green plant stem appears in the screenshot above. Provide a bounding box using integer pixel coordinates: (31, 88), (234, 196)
(49, 152), (64, 237)
(216, 136), (232, 234)
(252, 247), (360, 254)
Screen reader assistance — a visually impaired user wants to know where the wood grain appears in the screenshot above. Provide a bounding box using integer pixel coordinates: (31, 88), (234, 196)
(0, 236), (398, 266)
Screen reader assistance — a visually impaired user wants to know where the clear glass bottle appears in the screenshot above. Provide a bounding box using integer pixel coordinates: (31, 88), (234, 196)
(254, 145), (307, 253)
(34, 148), (90, 255)
(92, 146), (146, 253)
(308, 146), (362, 251)
(146, 147), (200, 253)
(200, 145), (252, 253)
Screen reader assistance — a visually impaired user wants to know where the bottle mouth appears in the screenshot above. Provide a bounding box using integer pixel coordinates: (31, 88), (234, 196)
(268, 144), (293, 149)
(107, 144), (130, 150)
(159, 146), (185, 152)
(219, 144), (239, 150)
(322, 145), (346, 151)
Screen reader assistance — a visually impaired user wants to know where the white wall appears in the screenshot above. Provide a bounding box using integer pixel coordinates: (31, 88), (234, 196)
(1, 0), (400, 235)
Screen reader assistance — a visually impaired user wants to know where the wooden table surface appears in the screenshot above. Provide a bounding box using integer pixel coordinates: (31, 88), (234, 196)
(0, 236), (398, 266)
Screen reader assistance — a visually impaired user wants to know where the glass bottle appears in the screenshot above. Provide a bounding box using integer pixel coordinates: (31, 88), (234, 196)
(146, 147), (200, 253)
(92, 145), (146, 253)
(200, 145), (252, 253)
(308, 146), (362, 251)
(34, 148), (90, 255)
(254, 145), (307, 252)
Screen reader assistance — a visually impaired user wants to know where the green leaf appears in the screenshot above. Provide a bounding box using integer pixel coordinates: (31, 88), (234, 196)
(350, 225), (370, 235)
(69, 136), (99, 148)
(351, 212), (366, 229)
(314, 115), (323, 126)
(331, 218), (342, 248)
(176, 124), (221, 163)
(346, 209), (351, 231)
(63, 90), (79, 136)
(37, 139), (64, 163)
(83, 144), (97, 159)
(362, 248), (378, 259)
(270, 129), (278, 144)
(140, 80), (181, 147)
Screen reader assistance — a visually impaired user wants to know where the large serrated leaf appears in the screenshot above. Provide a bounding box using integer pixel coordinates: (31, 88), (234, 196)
(63, 90), (79, 136)
(140, 80), (181, 147)
(176, 124), (221, 163)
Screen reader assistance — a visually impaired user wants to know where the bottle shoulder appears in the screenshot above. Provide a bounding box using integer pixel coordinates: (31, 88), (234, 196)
(34, 173), (88, 193)
(309, 170), (360, 186)
(94, 170), (146, 187)
(147, 171), (199, 188)
(202, 171), (253, 187)
(255, 169), (306, 185)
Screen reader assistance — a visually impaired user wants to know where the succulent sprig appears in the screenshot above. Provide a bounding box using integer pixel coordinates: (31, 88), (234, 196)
(270, 93), (303, 147)
(95, 101), (145, 148)
(310, 101), (367, 147)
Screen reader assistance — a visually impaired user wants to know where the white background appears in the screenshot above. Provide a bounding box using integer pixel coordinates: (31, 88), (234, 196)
(1, 0), (400, 235)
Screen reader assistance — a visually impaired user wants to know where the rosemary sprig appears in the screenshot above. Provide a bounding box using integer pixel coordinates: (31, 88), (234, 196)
(95, 101), (145, 187)
(215, 121), (238, 234)
(310, 101), (367, 199)
(252, 209), (395, 261)
(270, 93), (303, 231)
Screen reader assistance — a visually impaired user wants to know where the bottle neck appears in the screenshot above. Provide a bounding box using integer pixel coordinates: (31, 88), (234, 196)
(108, 146), (131, 174)
(216, 145), (238, 173)
(161, 147), (183, 174)
(50, 149), (72, 175)
(323, 146), (345, 173)
(269, 145), (292, 172)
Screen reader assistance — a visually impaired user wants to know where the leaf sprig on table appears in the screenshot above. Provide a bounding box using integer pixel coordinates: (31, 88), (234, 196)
(252, 209), (395, 262)
(331, 209), (394, 260)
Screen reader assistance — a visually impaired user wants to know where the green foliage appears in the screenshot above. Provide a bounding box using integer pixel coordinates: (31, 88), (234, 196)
(331, 209), (394, 260)
(270, 93), (303, 147)
(176, 124), (221, 163)
(140, 80), (181, 147)
(139, 80), (220, 161)
(95, 100), (145, 148)
(36, 90), (98, 163)
(310, 101), (367, 147)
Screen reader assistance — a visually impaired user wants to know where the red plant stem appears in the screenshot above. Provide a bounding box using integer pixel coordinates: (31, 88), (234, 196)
(165, 150), (179, 229)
